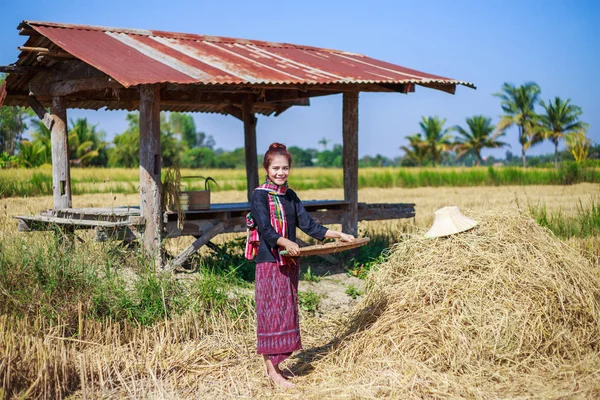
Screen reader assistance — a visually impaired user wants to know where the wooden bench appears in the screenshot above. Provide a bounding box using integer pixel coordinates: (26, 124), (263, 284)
(14, 201), (415, 269)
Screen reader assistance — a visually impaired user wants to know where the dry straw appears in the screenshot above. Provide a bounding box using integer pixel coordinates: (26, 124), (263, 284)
(307, 208), (600, 398)
(2, 208), (600, 398)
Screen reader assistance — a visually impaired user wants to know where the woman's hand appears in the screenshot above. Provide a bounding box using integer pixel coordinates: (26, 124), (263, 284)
(277, 237), (300, 256)
(338, 232), (355, 242)
(325, 229), (355, 242)
(284, 240), (300, 257)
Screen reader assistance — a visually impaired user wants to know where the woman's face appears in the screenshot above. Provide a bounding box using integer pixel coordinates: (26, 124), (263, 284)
(266, 155), (290, 186)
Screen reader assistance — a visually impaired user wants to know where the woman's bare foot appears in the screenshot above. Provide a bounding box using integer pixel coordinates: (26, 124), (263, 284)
(274, 364), (294, 380)
(267, 369), (295, 389)
(263, 356), (295, 389)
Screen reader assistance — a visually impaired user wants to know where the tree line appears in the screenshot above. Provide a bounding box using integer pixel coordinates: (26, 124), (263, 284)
(400, 82), (590, 169)
(0, 74), (593, 169)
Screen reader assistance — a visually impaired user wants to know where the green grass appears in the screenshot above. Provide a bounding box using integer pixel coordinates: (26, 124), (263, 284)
(345, 284), (363, 299)
(346, 229), (397, 279)
(528, 198), (600, 239)
(2, 163), (600, 198)
(301, 266), (322, 283)
(0, 231), (254, 328)
(298, 289), (321, 314)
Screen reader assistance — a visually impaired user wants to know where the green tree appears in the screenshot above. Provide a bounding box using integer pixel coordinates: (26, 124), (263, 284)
(318, 137), (330, 150)
(538, 97), (589, 169)
(359, 154), (394, 167)
(108, 113), (184, 168)
(159, 114), (184, 167)
(494, 82), (542, 168)
(68, 118), (108, 166)
(28, 120), (52, 165)
(168, 112), (206, 149)
(288, 146), (315, 167)
(418, 116), (453, 167)
(316, 144), (342, 167)
(17, 139), (49, 167)
(181, 147), (216, 168)
(0, 74), (32, 156)
(400, 133), (427, 167)
(109, 113), (140, 167)
(453, 116), (508, 166)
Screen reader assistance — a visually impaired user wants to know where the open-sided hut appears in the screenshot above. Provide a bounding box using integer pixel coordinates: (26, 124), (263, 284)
(0, 21), (474, 267)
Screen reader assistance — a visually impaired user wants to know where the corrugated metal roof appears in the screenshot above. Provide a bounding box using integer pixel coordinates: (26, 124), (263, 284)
(0, 21), (474, 113)
(24, 20), (474, 89)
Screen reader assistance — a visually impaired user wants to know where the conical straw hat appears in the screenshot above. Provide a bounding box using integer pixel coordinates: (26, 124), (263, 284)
(424, 206), (478, 238)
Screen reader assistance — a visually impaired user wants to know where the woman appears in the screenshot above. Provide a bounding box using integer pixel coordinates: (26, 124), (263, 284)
(246, 142), (354, 389)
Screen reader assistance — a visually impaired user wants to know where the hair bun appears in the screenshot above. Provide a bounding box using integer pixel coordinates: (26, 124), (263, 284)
(269, 142), (287, 151)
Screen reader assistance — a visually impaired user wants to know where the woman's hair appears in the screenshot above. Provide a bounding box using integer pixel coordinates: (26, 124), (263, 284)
(263, 142), (293, 169)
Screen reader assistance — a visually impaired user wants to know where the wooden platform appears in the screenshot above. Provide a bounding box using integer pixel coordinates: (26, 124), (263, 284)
(15, 200), (415, 269)
(16, 201), (414, 236)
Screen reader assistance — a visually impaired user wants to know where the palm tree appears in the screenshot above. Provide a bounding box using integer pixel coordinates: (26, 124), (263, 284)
(68, 118), (107, 166)
(17, 139), (49, 167)
(453, 116), (509, 166)
(493, 82), (542, 168)
(419, 116), (453, 167)
(538, 97), (589, 169)
(400, 133), (427, 166)
(29, 120), (52, 164)
(318, 137), (330, 150)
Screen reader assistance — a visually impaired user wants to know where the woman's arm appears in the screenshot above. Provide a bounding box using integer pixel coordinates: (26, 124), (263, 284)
(324, 229), (355, 242)
(293, 191), (355, 243)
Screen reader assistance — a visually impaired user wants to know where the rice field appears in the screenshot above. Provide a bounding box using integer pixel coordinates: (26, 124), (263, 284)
(1, 164), (599, 198)
(1, 184), (600, 398)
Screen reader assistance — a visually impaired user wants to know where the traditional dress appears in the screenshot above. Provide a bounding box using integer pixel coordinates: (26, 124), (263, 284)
(247, 180), (327, 366)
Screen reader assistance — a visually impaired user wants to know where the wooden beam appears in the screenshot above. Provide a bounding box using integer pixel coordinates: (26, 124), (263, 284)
(139, 84), (163, 268)
(243, 95), (259, 201)
(167, 222), (224, 270)
(18, 46), (73, 59)
(27, 95), (54, 131)
(50, 77), (123, 97)
(50, 97), (72, 209)
(0, 65), (47, 74)
(221, 104), (243, 121)
(342, 91), (359, 236)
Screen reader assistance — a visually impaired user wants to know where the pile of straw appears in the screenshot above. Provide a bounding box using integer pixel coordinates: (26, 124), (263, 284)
(3, 208), (600, 398)
(308, 209), (600, 398)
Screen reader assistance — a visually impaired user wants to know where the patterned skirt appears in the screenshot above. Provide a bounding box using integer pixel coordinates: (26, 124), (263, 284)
(255, 261), (302, 366)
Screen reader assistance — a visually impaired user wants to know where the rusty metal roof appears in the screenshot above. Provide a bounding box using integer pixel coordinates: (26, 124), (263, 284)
(0, 20), (474, 114)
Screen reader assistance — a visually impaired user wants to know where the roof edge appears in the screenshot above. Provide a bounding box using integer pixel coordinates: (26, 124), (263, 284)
(21, 20), (363, 56)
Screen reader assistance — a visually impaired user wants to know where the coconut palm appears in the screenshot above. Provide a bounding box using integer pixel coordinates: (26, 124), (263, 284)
(453, 116), (509, 166)
(27, 120), (52, 164)
(318, 137), (330, 150)
(17, 139), (49, 167)
(68, 118), (107, 166)
(493, 82), (542, 168)
(400, 133), (427, 166)
(538, 97), (589, 169)
(419, 116), (453, 167)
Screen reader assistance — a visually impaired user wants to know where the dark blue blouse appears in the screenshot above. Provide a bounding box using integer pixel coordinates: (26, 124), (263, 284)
(250, 188), (328, 263)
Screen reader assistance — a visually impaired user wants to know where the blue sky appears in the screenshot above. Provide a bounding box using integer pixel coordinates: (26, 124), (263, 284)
(1, 0), (598, 159)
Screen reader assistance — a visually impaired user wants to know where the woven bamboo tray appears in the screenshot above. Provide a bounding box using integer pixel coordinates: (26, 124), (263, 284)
(281, 237), (370, 257)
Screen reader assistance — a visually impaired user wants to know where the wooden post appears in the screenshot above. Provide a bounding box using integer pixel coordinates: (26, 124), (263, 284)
(50, 96), (72, 209)
(342, 91), (359, 236)
(139, 85), (163, 267)
(243, 96), (259, 201)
